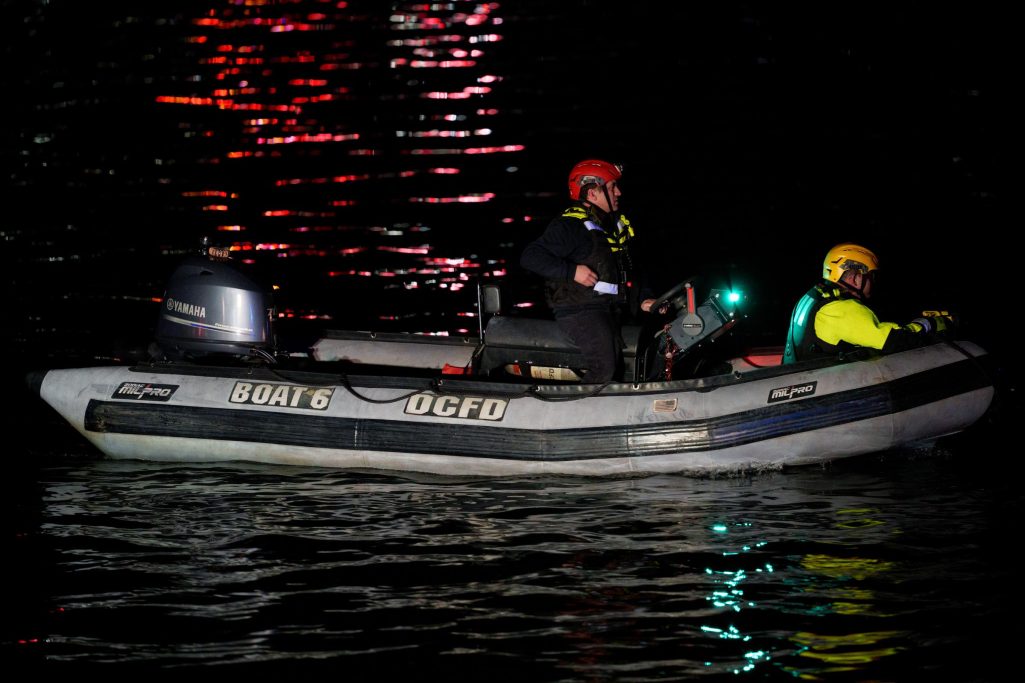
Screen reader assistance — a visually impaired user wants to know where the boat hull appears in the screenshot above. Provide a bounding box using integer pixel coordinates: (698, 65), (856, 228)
(30, 341), (996, 476)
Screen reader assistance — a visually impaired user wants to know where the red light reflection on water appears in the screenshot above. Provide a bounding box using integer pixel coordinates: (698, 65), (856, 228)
(378, 245), (430, 255)
(150, 2), (520, 333)
(410, 193), (495, 204)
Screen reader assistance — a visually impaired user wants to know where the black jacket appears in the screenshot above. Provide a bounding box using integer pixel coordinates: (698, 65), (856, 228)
(520, 202), (652, 314)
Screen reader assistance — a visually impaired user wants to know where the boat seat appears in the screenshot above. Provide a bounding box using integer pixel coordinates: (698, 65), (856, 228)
(477, 315), (644, 381)
(483, 316), (577, 352)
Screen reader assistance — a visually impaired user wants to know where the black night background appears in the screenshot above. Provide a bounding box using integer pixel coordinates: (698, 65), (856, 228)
(3, 1), (1014, 366)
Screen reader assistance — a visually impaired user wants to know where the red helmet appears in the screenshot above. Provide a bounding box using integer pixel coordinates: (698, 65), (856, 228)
(567, 159), (622, 200)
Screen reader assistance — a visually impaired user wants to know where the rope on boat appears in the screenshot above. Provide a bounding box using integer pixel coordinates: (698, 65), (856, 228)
(337, 377), (425, 404)
(332, 376), (606, 404)
(525, 383), (610, 401)
(262, 362), (608, 404)
(263, 365), (426, 404)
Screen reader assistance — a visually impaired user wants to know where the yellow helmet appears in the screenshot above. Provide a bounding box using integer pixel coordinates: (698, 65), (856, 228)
(822, 243), (879, 283)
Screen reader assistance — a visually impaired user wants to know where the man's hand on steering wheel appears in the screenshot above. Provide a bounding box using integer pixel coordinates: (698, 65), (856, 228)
(649, 279), (695, 316)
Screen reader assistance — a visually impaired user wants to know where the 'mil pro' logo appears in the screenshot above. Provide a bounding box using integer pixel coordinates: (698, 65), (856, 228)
(112, 382), (178, 401)
(768, 381), (817, 403)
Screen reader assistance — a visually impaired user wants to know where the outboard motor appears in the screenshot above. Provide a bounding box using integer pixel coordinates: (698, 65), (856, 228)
(155, 241), (276, 362)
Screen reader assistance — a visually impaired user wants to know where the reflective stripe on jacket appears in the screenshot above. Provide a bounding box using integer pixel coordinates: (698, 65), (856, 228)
(543, 205), (636, 310)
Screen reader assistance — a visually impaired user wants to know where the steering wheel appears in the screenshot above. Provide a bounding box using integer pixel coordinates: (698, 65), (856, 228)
(650, 277), (698, 314)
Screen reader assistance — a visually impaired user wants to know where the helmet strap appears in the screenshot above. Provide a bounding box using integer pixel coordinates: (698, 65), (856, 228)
(584, 184), (614, 215)
(838, 271), (867, 300)
(583, 195), (611, 220)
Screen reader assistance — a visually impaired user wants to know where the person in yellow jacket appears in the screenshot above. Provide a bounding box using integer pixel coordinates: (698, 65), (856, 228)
(783, 243), (953, 365)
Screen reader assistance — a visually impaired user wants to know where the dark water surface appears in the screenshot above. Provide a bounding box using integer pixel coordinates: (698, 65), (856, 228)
(11, 429), (1021, 680)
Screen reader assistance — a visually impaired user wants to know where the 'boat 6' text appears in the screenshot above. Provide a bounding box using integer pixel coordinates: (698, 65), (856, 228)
(230, 382), (333, 410)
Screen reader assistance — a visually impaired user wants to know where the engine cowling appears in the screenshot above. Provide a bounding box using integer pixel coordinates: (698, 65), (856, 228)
(155, 255), (274, 360)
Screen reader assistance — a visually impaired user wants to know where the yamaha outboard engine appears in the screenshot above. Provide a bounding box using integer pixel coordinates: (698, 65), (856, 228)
(155, 241), (276, 362)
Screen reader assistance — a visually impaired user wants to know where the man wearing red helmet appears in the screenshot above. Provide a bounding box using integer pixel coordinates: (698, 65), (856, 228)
(520, 159), (657, 383)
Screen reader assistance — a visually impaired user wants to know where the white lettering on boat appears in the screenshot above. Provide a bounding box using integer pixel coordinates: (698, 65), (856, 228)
(165, 297), (207, 320)
(112, 382), (178, 401)
(230, 382), (333, 410)
(404, 393), (507, 421)
(768, 381), (818, 403)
